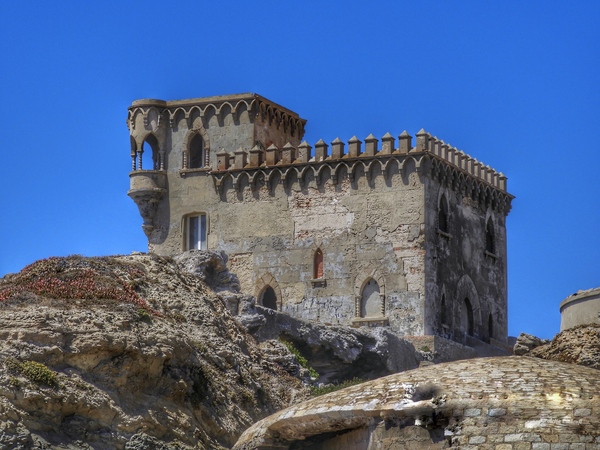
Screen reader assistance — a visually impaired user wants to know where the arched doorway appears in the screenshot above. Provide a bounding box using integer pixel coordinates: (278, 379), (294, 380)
(462, 297), (474, 336)
(361, 278), (380, 317)
(260, 286), (277, 310)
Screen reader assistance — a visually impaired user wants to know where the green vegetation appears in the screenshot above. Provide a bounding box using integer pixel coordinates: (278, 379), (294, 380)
(310, 377), (365, 397)
(192, 341), (207, 353)
(4, 356), (21, 373)
(20, 361), (58, 386)
(279, 339), (319, 379)
(137, 308), (152, 323)
(4, 358), (58, 387)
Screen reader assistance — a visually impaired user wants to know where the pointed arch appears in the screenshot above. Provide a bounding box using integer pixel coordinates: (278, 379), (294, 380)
(259, 286), (278, 310)
(438, 192), (449, 233)
(455, 274), (482, 339)
(441, 293), (447, 325)
(255, 273), (282, 311)
(130, 135), (137, 156)
(313, 248), (324, 280)
(353, 268), (386, 318)
(183, 126), (210, 169)
(360, 278), (381, 318)
(463, 297), (474, 336)
(140, 133), (160, 170)
(485, 216), (495, 254)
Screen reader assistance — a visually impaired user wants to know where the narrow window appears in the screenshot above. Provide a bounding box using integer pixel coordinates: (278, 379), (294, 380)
(485, 218), (495, 254)
(186, 214), (207, 250)
(440, 293), (447, 325)
(189, 134), (204, 169)
(260, 286), (277, 310)
(313, 249), (324, 279)
(488, 313), (494, 342)
(439, 195), (448, 233)
(463, 297), (474, 336)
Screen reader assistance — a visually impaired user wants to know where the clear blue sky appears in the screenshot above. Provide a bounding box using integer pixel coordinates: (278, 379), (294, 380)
(1, 1), (598, 340)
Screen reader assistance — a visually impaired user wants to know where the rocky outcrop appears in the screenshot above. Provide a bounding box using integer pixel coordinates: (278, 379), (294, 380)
(0, 253), (308, 449)
(174, 251), (421, 384)
(252, 306), (420, 384)
(513, 332), (550, 356)
(525, 324), (600, 369)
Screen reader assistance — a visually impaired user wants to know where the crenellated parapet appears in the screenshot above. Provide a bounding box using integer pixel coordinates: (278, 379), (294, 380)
(211, 129), (513, 214)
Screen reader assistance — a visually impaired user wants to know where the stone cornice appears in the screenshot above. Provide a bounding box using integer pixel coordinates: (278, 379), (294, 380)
(127, 93), (307, 135)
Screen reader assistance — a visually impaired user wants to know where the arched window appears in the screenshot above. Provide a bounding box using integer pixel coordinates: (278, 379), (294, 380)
(260, 286), (278, 310)
(313, 249), (324, 279)
(438, 194), (448, 233)
(361, 278), (381, 318)
(462, 297), (474, 336)
(141, 134), (160, 170)
(189, 134), (204, 169)
(485, 218), (495, 254)
(440, 293), (447, 325)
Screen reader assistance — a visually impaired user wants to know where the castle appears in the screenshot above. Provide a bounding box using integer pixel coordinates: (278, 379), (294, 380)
(127, 93), (513, 352)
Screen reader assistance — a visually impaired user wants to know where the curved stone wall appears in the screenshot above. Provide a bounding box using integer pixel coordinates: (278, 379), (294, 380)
(233, 357), (600, 449)
(560, 287), (600, 331)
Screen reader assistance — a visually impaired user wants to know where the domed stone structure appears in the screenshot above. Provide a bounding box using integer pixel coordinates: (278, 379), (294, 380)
(233, 357), (600, 449)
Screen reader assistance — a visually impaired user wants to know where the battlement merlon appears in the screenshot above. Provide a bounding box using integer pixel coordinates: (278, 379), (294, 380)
(211, 129), (512, 195)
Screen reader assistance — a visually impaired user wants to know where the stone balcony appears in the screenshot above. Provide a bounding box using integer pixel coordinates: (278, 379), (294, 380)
(128, 170), (166, 236)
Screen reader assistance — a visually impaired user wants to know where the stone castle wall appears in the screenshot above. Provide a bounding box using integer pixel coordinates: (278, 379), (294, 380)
(424, 175), (509, 345)
(126, 93), (513, 344)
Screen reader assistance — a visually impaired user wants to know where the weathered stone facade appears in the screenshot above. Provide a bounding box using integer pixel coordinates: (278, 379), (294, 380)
(127, 93), (513, 349)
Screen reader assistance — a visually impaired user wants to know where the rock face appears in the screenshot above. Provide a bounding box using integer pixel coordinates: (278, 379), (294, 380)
(512, 332), (550, 356)
(253, 306), (420, 384)
(525, 324), (600, 369)
(0, 253), (308, 449)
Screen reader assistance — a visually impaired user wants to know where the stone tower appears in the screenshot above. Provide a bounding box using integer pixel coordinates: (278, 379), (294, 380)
(127, 93), (513, 354)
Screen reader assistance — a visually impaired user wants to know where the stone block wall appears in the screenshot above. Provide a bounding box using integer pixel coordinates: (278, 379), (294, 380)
(233, 357), (600, 450)
(127, 93), (513, 345)
(424, 172), (509, 345)
(151, 163), (427, 335)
